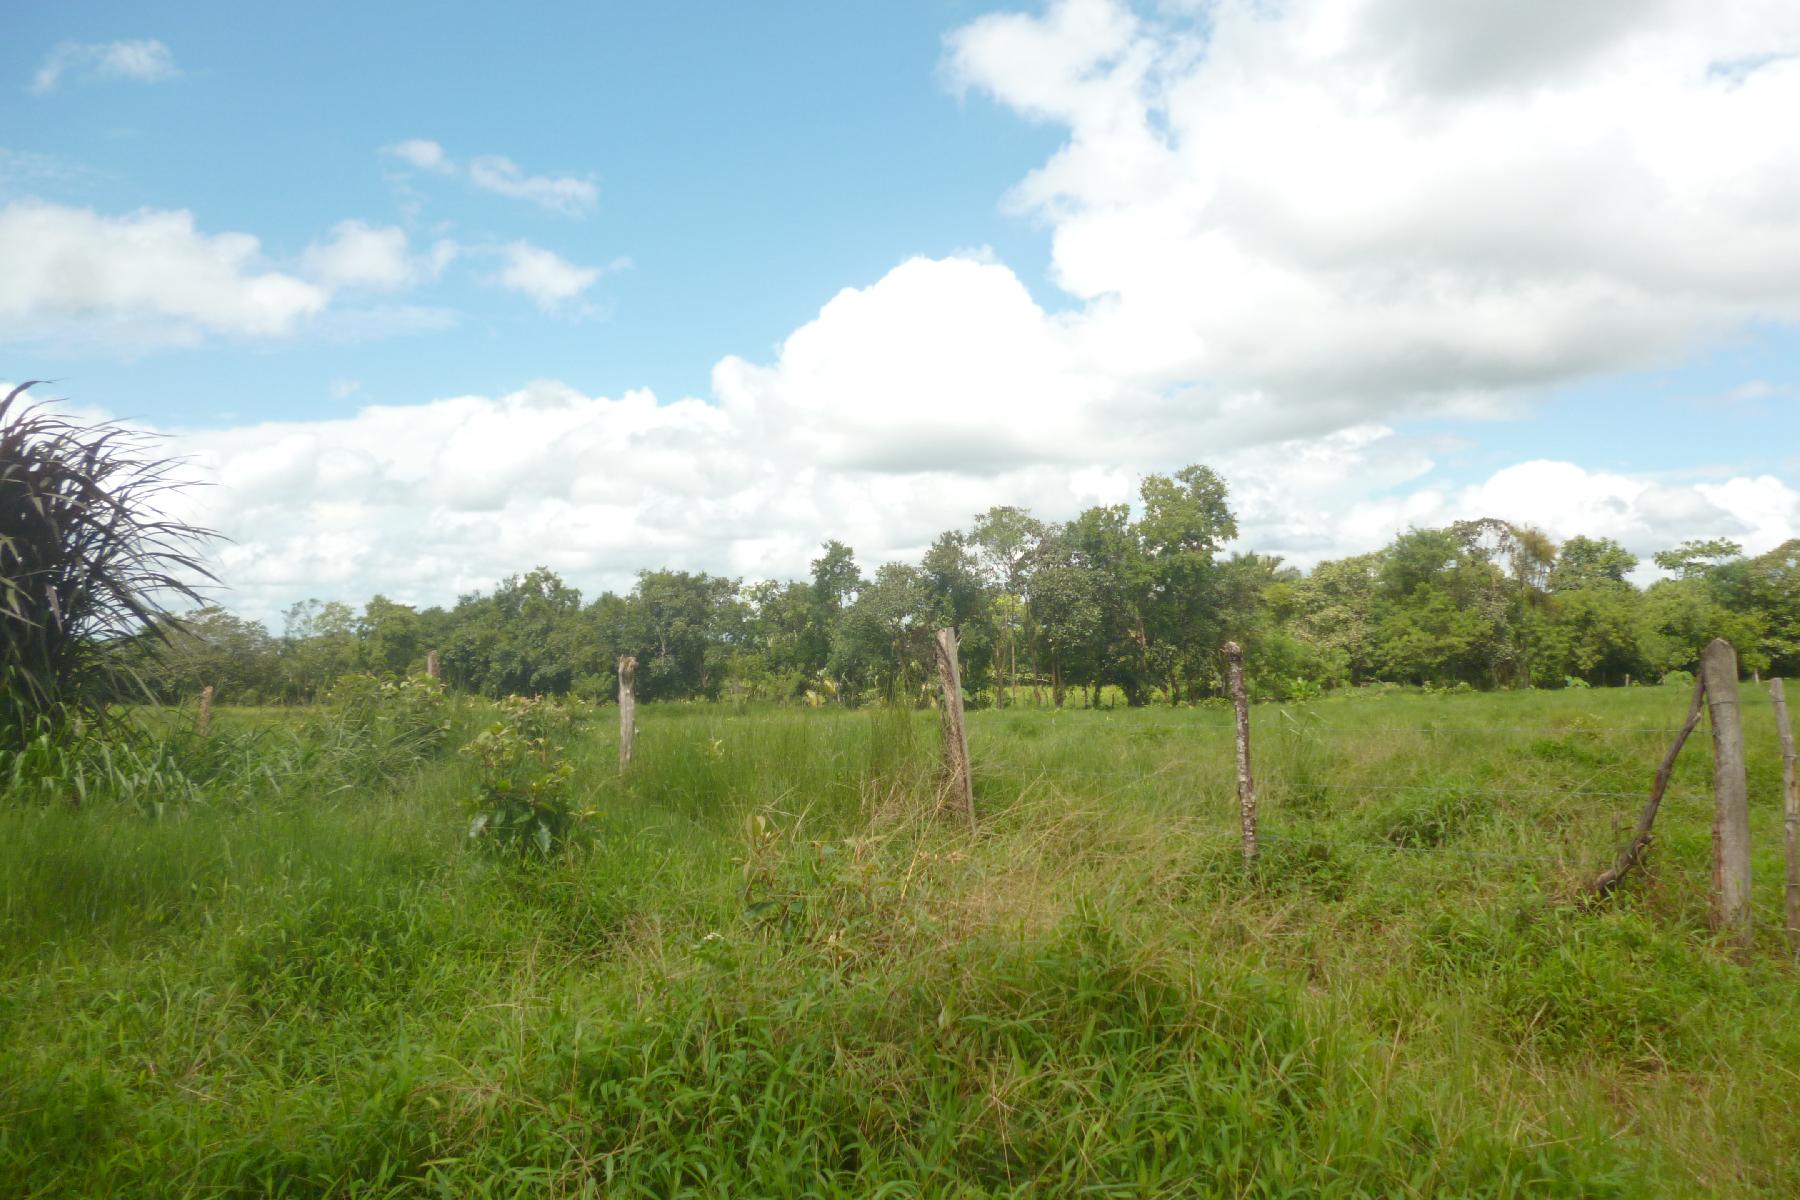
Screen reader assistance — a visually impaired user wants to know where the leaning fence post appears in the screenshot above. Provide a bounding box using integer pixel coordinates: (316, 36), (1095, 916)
(618, 655), (637, 773)
(1223, 641), (1257, 866)
(1700, 639), (1751, 950)
(1587, 674), (1705, 897)
(934, 628), (977, 829)
(1771, 678), (1799, 958)
(196, 685), (214, 738)
(426, 649), (440, 680)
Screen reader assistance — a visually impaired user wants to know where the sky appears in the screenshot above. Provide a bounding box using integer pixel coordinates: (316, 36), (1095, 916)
(4, 0), (1798, 625)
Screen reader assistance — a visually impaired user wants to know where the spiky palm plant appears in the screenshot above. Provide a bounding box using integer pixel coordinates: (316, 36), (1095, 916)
(1, 382), (215, 748)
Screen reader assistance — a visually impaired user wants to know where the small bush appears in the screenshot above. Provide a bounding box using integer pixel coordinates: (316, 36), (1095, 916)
(462, 717), (583, 857)
(328, 672), (450, 754)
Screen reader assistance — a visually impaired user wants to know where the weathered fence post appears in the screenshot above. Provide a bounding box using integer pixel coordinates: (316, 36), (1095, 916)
(196, 685), (214, 738)
(934, 628), (977, 829)
(426, 649), (440, 680)
(1223, 641), (1257, 866)
(1700, 639), (1751, 949)
(1771, 678), (1799, 958)
(618, 655), (637, 773)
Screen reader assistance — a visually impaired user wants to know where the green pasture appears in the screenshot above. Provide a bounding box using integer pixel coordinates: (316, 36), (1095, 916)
(3, 684), (1798, 1197)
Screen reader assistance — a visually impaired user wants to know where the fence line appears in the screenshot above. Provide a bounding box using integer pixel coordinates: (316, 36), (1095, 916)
(1249, 829), (1576, 866)
(966, 763), (1669, 801)
(979, 720), (1705, 736)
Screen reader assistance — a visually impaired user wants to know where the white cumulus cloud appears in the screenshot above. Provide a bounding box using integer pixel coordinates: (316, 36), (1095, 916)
(489, 242), (604, 311)
(383, 138), (455, 174)
(31, 39), (180, 94)
(467, 155), (598, 216)
(144, 375), (1795, 624)
(30, 1), (1800, 615)
(301, 220), (455, 291)
(381, 139), (599, 215)
(933, 0), (1800, 426)
(0, 202), (327, 347)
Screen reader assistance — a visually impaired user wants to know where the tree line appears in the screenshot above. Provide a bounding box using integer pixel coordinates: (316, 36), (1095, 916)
(139, 464), (1800, 707)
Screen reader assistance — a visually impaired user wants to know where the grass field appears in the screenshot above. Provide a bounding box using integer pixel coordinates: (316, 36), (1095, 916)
(3, 684), (1798, 1197)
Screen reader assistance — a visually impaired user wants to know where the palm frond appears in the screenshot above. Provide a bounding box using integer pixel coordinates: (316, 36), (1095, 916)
(2, 382), (218, 747)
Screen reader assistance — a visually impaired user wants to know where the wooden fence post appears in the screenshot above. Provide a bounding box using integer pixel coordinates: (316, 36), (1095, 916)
(196, 685), (214, 738)
(1224, 641), (1257, 866)
(1700, 639), (1751, 949)
(1771, 678), (1799, 958)
(618, 655), (637, 773)
(426, 649), (440, 680)
(934, 628), (977, 829)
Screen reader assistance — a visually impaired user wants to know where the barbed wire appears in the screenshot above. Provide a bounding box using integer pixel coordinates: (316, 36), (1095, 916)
(1247, 829), (1580, 865)
(966, 762), (1668, 801)
(970, 722), (1695, 735)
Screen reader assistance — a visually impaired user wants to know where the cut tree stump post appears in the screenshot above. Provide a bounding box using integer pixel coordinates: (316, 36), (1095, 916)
(1771, 678), (1799, 958)
(934, 628), (977, 829)
(426, 650), (440, 680)
(618, 655), (637, 773)
(197, 686), (214, 738)
(1224, 641), (1257, 866)
(1701, 639), (1751, 950)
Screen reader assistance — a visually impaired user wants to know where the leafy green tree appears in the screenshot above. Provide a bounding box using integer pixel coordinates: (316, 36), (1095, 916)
(612, 569), (743, 701)
(1640, 576), (1767, 677)
(1370, 528), (1504, 685)
(833, 563), (934, 704)
(1551, 536), (1637, 592)
(137, 607), (280, 704)
(280, 599), (360, 701)
(730, 579), (814, 700)
(805, 541), (863, 690)
(920, 529), (995, 696)
(1746, 539), (1800, 676)
(1028, 554), (1103, 707)
(1653, 538), (1744, 579)
(1532, 587), (1649, 686)
(1290, 553), (1381, 683)
(971, 506), (1046, 706)
(443, 568), (597, 697)
(356, 595), (425, 675)
(1063, 503), (1151, 705)
(1137, 465), (1238, 703)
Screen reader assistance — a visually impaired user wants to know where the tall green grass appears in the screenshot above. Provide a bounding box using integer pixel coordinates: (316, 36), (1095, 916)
(2, 686), (1797, 1195)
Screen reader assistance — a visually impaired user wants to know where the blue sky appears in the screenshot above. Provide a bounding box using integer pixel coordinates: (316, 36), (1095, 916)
(6, 1), (1066, 422)
(4, 0), (1798, 620)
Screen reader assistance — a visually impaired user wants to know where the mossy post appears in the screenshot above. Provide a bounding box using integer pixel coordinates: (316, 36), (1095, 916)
(426, 650), (440, 680)
(1771, 678), (1799, 958)
(618, 655), (637, 773)
(934, 628), (976, 829)
(1224, 641), (1257, 866)
(1700, 639), (1750, 950)
(196, 686), (214, 739)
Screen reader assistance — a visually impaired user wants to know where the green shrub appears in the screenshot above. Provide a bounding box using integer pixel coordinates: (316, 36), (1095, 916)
(328, 672), (450, 754)
(462, 718), (583, 857)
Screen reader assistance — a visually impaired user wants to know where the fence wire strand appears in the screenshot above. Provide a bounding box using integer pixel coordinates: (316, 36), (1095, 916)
(967, 762), (1666, 802)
